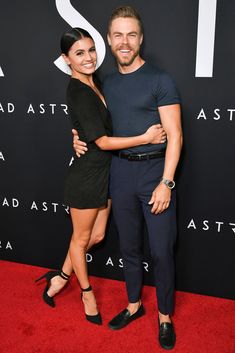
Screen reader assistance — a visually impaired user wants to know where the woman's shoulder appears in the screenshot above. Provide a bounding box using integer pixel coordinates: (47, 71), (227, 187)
(68, 78), (89, 90)
(67, 79), (93, 98)
(67, 79), (99, 110)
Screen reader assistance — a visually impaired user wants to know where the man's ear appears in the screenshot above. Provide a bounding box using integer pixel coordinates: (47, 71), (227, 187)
(140, 34), (143, 45)
(107, 33), (111, 46)
(62, 53), (70, 66)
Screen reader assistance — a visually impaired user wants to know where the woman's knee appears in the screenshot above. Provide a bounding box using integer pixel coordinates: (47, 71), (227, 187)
(92, 232), (105, 245)
(71, 231), (91, 249)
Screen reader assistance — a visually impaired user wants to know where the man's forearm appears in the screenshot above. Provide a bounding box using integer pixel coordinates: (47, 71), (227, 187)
(162, 132), (183, 181)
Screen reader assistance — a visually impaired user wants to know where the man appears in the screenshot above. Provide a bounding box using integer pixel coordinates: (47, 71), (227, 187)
(74, 6), (182, 350)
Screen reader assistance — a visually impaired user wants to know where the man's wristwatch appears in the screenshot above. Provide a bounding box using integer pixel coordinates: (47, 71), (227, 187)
(160, 178), (175, 189)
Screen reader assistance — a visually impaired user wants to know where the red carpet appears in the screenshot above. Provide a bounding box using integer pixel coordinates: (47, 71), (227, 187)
(0, 260), (234, 353)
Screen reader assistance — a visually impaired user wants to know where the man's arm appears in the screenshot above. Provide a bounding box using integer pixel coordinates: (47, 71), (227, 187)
(148, 104), (182, 214)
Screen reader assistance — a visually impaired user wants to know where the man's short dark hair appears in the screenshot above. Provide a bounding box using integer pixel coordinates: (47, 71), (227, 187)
(108, 5), (143, 34)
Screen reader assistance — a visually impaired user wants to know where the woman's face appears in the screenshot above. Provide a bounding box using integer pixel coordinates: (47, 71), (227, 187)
(63, 37), (97, 76)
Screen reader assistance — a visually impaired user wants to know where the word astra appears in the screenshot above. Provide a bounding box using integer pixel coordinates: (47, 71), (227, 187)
(0, 102), (68, 115)
(106, 257), (149, 272)
(86, 254), (149, 272)
(197, 108), (235, 121)
(31, 201), (69, 213)
(2, 198), (69, 214)
(0, 241), (13, 250)
(187, 219), (235, 234)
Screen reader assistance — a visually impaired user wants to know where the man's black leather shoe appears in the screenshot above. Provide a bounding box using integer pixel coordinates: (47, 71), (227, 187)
(158, 319), (176, 350)
(108, 304), (145, 330)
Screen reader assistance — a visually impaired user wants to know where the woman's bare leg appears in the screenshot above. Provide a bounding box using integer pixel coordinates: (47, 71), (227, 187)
(87, 199), (112, 248)
(47, 200), (111, 298)
(69, 207), (101, 315)
(69, 208), (99, 287)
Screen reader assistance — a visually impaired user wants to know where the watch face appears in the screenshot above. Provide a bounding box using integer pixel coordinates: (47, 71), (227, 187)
(167, 181), (174, 188)
(161, 178), (175, 189)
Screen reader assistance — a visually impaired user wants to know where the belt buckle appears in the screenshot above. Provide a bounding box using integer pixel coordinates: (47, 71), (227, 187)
(128, 154), (139, 161)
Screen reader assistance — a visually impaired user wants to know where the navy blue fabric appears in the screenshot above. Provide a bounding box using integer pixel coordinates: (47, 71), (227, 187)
(110, 156), (177, 314)
(103, 62), (180, 314)
(103, 62), (180, 153)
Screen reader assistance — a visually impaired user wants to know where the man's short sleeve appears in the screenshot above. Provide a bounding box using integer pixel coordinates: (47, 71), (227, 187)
(68, 87), (107, 143)
(155, 71), (181, 107)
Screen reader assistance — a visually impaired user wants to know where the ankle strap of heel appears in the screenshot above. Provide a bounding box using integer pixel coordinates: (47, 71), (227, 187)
(60, 270), (70, 280)
(81, 285), (92, 292)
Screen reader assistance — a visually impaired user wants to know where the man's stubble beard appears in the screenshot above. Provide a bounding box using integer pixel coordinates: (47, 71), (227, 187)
(111, 48), (140, 67)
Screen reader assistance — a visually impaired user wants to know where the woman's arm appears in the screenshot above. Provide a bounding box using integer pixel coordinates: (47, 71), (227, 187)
(72, 125), (166, 156)
(95, 124), (166, 150)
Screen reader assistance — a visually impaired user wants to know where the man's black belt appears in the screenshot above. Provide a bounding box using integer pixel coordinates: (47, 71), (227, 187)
(112, 149), (165, 161)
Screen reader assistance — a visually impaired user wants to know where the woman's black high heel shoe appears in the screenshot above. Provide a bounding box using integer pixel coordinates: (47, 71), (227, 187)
(81, 285), (102, 325)
(35, 270), (70, 308)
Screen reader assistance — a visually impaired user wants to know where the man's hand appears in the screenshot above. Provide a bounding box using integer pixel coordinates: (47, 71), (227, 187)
(148, 183), (171, 214)
(72, 129), (88, 157)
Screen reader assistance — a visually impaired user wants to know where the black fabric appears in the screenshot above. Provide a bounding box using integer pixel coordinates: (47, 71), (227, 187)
(64, 78), (112, 209)
(67, 78), (111, 143)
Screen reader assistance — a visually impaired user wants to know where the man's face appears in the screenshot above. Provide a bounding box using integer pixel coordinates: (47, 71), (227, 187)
(107, 17), (143, 67)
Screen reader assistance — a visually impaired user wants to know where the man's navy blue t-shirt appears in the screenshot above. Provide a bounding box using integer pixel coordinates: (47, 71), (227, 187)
(103, 62), (180, 153)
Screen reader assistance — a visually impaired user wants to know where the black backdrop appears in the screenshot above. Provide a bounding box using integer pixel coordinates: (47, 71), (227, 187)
(0, 0), (235, 300)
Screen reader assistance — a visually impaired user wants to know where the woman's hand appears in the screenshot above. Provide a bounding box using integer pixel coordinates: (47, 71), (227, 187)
(144, 124), (166, 144)
(72, 129), (88, 157)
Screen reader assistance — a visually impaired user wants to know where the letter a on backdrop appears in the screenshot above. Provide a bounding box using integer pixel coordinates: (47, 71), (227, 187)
(0, 66), (4, 77)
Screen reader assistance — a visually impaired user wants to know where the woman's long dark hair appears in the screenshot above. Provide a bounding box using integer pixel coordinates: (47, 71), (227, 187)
(60, 27), (93, 55)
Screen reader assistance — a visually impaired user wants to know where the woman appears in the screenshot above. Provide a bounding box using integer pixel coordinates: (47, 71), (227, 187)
(36, 28), (164, 325)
